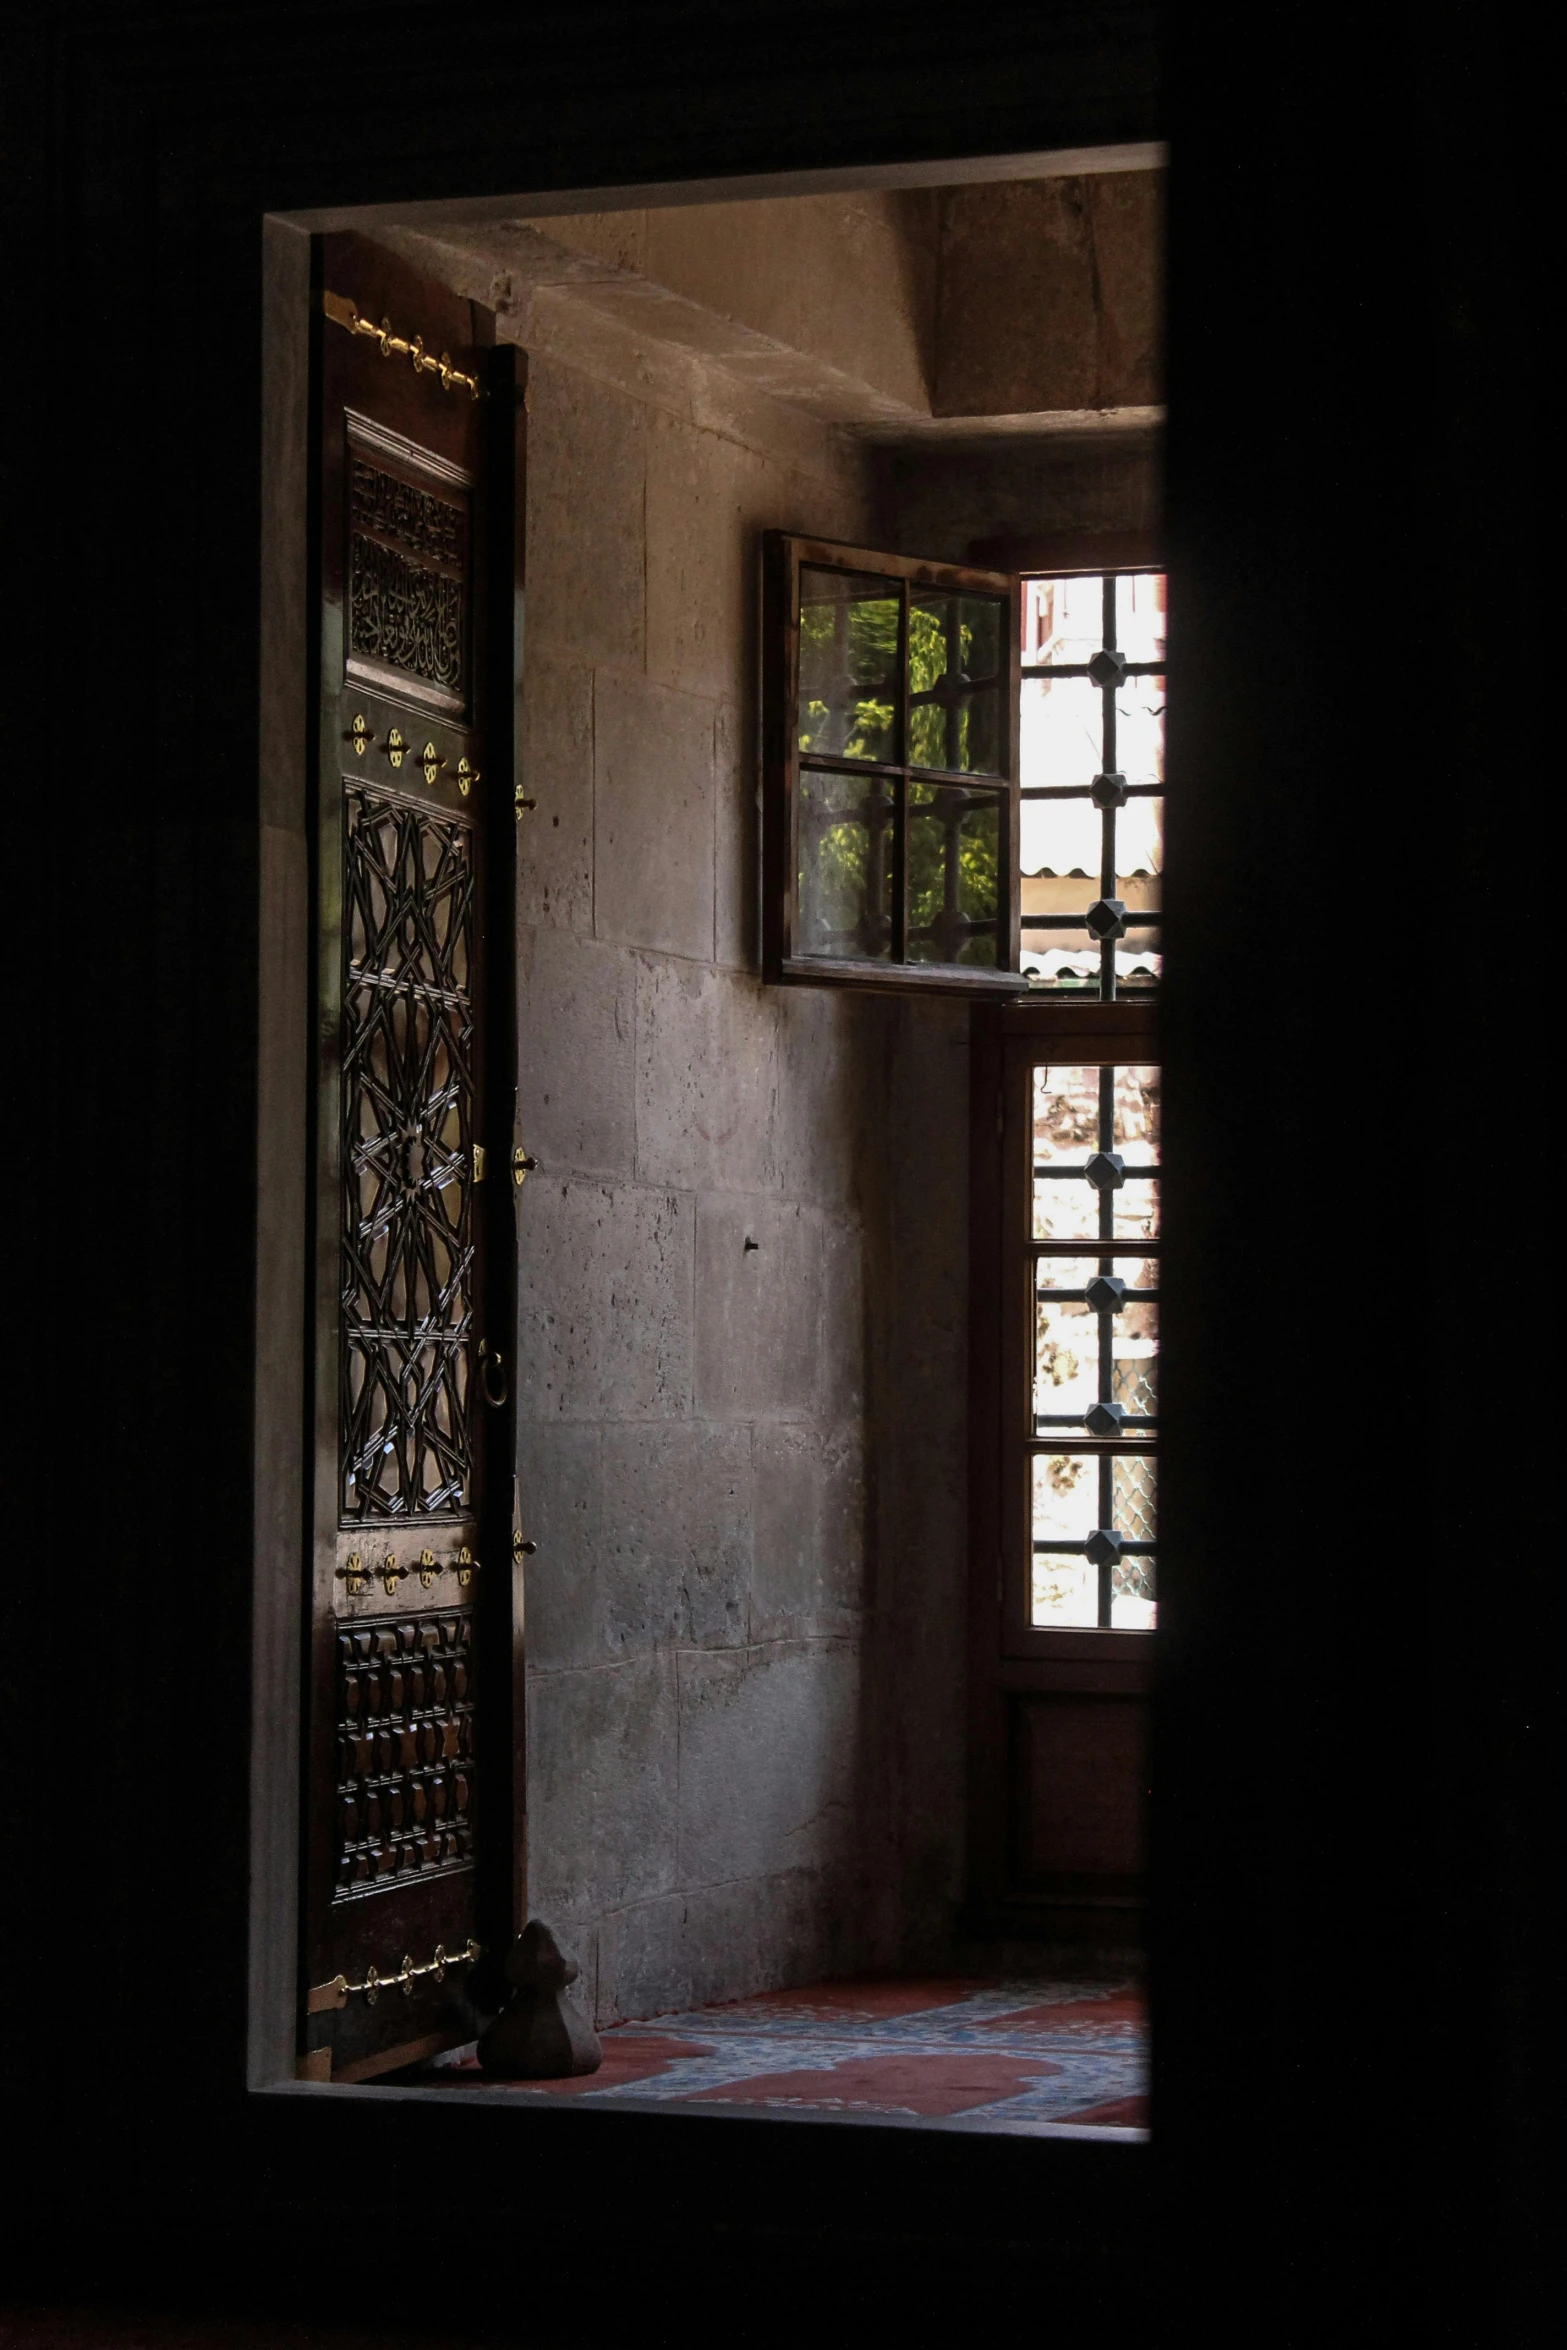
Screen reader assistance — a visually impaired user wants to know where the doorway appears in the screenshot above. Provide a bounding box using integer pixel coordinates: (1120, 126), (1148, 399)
(255, 153), (1165, 2109)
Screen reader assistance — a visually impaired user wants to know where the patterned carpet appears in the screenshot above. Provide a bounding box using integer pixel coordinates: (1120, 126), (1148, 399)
(432, 1973), (1148, 2134)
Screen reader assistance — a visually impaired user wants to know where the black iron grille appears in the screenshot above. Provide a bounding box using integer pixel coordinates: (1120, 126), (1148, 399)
(1031, 1062), (1159, 1630)
(1020, 572), (1164, 1000)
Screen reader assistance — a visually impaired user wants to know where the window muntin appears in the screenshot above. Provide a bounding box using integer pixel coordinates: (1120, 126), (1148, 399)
(1019, 572), (1165, 997)
(766, 536), (1023, 992)
(1028, 1061), (1160, 1631)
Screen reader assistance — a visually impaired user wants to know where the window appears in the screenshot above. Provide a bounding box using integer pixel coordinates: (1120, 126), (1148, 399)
(973, 1014), (1161, 1932)
(762, 534), (1027, 993)
(1004, 562), (1165, 1639)
(968, 557), (1166, 1933)
(1028, 1058), (1159, 1630)
(1019, 569), (1165, 996)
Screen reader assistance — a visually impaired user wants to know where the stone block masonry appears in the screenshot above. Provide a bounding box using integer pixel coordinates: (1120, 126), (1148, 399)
(507, 331), (972, 2024)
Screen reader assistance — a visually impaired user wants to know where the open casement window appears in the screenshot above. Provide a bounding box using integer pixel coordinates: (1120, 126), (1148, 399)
(763, 535), (1026, 995)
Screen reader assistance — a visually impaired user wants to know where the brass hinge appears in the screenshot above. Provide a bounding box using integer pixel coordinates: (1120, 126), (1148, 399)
(323, 289), (483, 399)
(308, 1938), (481, 2015)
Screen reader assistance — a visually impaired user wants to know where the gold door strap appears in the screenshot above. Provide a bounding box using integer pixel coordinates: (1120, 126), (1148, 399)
(323, 290), (483, 399)
(308, 1936), (480, 2014)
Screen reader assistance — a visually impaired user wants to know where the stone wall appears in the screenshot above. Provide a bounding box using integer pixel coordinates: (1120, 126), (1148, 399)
(871, 427), (1163, 564)
(446, 173), (1159, 433)
(508, 331), (973, 2024)
(935, 175), (1163, 419)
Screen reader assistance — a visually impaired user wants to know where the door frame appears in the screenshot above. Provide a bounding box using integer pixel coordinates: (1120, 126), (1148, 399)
(250, 143), (1167, 2091)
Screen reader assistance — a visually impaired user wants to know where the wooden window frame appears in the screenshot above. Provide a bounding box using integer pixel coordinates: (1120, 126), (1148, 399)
(761, 531), (1027, 996)
(967, 540), (1163, 1936)
(993, 998), (1160, 1662)
(968, 995), (1160, 1934)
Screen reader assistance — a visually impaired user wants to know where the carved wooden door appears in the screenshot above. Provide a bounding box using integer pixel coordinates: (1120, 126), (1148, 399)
(301, 234), (523, 2082)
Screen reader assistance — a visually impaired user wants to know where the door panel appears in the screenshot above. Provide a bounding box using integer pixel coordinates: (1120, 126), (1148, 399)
(301, 233), (520, 2081)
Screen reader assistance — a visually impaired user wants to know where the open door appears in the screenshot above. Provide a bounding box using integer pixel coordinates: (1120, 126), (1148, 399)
(299, 234), (524, 2082)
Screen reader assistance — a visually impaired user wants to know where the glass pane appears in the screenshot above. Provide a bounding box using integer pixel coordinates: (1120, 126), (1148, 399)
(1020, 932), (1162, 992)
(1114, 572), (1166, 666)
(1033, 1256), (1159, 1433)
(1020, 921), (1102, 990)
(1032, 1064), (1161, 1243)
(1020, 675), (1102, 795)
(908, 591), (1005, 773)
(1111, 1456), (1157, 1630)
(1031, 1452), (1157, 1630)
(796, 768), (895, 961)
(1117, 672), (1165, 789)
(906, 782), (1000, 966)
(1019, 778), (1163, 887)
(1031, 1453), (1098, 1628)
(798, 567), (900, 763)
(1023, 574), (1106, 666)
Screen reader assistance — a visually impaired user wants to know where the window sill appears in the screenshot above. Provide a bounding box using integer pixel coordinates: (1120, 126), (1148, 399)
(775, 954), (1029, 996)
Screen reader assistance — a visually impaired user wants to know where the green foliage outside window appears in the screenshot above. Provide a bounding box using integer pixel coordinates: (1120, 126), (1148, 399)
(909, 595), (1003, 773)
(798, 771), (892, 958)
(907, 782), (1000, 965)
(797, 578), (898, 762)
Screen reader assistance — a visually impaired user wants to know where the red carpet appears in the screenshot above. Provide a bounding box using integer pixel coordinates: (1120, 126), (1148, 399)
(426, 1970), (1148, 2134)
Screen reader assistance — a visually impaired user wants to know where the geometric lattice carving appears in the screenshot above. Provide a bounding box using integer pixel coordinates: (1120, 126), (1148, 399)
(340, 785), (476, 1519)
(335, 1612), (475, 1899)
